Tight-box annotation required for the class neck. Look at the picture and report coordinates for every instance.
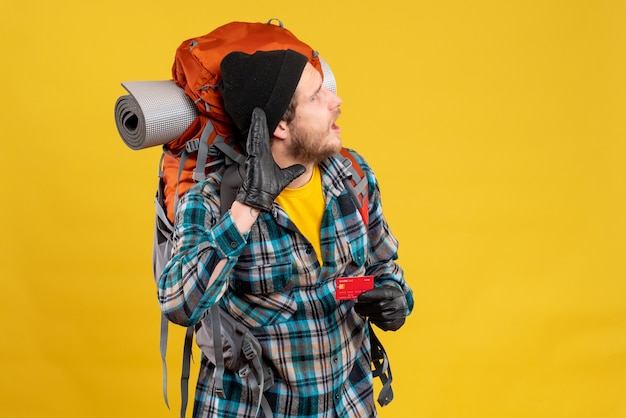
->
[288,163,315,188]
[271,147,314,188]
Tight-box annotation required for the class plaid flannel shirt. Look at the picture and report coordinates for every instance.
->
[159,150,414,418]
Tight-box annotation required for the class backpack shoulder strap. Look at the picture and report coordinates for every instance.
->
[339,148,369,226]
[369,322,394,406]
[337,149,399,407]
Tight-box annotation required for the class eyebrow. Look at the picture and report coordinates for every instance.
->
[297,83,321,105]
[310,82,322,99]
[297,70,323,103]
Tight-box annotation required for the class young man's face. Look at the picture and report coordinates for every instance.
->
[285,63,343,164]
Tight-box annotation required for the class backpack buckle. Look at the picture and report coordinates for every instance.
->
[238,364,251,378]
[185,138,200,153]
[242,339,257,360]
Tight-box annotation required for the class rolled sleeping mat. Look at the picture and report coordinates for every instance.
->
[114,56,336,150]
[319,56,337,94]
[114,80,199,150]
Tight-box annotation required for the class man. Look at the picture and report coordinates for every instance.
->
[159,48,414,417]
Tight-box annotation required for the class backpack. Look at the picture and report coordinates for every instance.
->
[161,18,323,224]
[114,19,392,418]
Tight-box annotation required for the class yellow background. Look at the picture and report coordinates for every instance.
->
[1,0,625,417]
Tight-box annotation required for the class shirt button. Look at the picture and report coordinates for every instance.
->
[230,241,237,248]
[333,357,338,364]
[335,393,340,400]
[306,246,312,254]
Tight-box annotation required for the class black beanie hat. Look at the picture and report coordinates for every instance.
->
[219,49,309,138]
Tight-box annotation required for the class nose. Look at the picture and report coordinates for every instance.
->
[333,92,343,108]
[325,87,342,108]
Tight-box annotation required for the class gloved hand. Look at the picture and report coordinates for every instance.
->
[236,108,306,212]
[354,285,407,331]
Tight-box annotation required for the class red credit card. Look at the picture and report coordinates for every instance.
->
[335,276,374,300]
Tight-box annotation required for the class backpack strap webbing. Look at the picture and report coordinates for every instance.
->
[369,322,394,407]
[154,159,174,411]
[192,122,213,181]
[339,148,369,226]
[205,304,275,418]
[179,326,195,418]
[210,305,226,398]
[213,135,246,166]
[159,313,170,409]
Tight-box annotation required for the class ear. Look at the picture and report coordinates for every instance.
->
[273,119,289,140]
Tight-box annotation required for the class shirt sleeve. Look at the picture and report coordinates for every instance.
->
[157,177,248,327]
[353,151,415,316]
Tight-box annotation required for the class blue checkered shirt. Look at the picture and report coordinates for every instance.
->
[159,149,414,417]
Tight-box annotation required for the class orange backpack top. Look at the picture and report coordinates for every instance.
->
[161,19,323,222]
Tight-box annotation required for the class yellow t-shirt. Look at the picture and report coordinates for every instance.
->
[275,165,325,264]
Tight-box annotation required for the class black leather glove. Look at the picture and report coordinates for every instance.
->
[236,108,305,211]
[354,285,407,331]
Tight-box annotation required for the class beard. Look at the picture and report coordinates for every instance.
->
[286,116,342,165]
